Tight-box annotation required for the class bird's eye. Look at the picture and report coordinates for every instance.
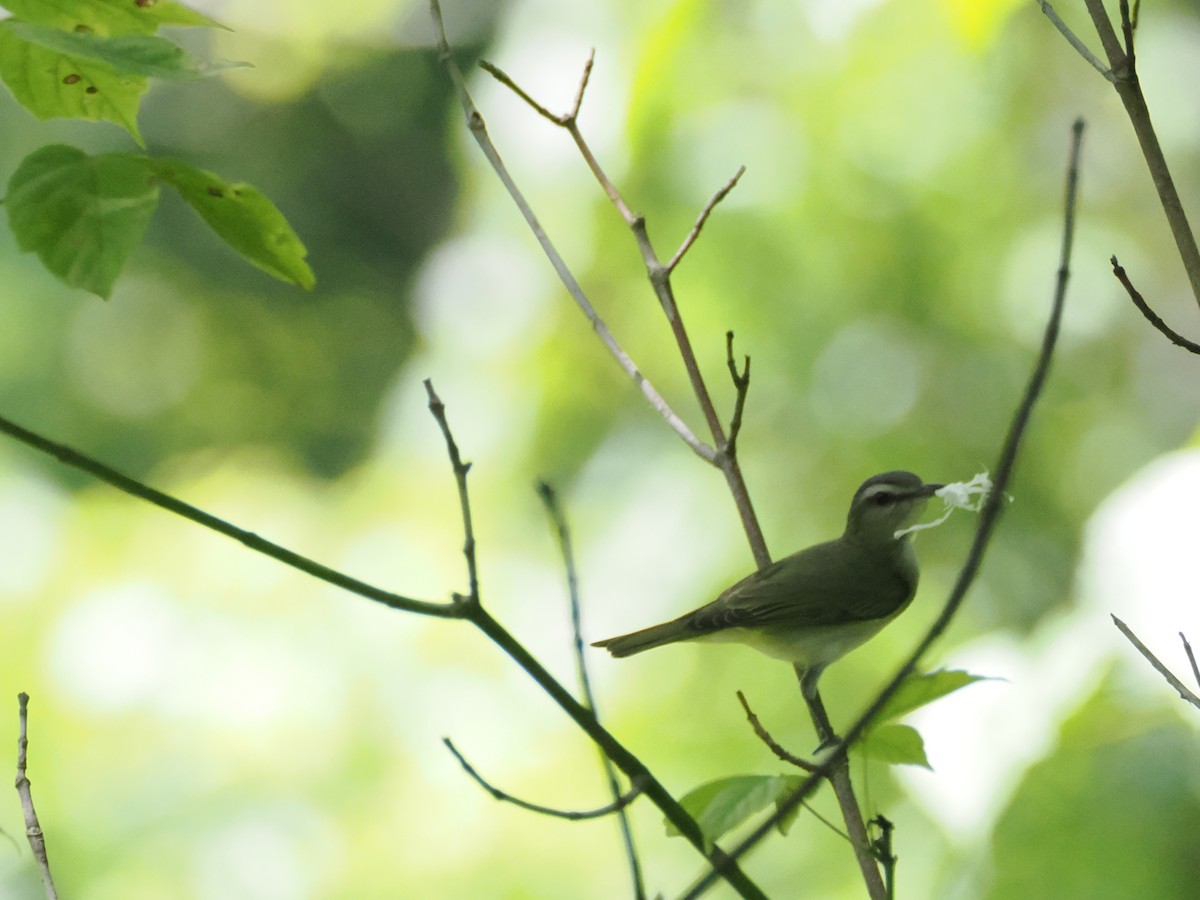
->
[871,492,893,506]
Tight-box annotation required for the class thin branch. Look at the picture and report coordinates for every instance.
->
[429,8,715,464]
[1038,1,1114,80]
[475,46,769,566]
[735,691,816,772]
[1112,616,1200,711]
[443,738,642,820]
[1109,257,1200,353]
[0,413,458,618]
[666,166,747,273]
[1050,0,1200,309]
[15,694,58,900]
[464,605,766,899]
[537,480,644,898]
[798,664,885,899]
[425,379,480,606]
[416,368,765,897]
[684,117,1085,900]
[1183,633,1200,691]
[723,332,751,459]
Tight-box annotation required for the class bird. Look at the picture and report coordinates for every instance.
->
[593,471,942,741]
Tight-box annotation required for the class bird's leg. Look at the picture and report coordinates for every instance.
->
[796,663,840,752]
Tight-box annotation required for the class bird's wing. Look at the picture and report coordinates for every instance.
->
[688,541,914,633]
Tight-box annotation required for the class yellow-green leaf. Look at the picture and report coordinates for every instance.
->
[5,144,160,298]
[149,158,315,290]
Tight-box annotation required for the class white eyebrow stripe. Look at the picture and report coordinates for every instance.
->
[859,484,897,500]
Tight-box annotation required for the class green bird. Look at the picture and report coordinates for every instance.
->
[593,471,942,729]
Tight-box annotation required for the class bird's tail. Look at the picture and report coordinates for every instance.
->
[592,617,691,658]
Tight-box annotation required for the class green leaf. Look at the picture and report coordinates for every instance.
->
[6,22,247,80]
[5,144,160,299]
[149,158,315,289]
[875,668,991,723]
[0,21,147,141]
[0,0,224,36]
[667,775,803,845]
[857,723,931,768]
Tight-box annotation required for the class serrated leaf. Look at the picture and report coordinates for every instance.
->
[875,669,991,723]
[6,144,160,298]
[667,775,803,845]
[857,723,931,768]
[7,22,247,80]
[149,158,315,289]
[0,22,147,141]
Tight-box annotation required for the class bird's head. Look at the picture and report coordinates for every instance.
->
[845,471,943,544]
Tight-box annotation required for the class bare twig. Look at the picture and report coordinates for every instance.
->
[1047,0,1200,308]
[425,379,480,606]
[418,372,765,898]
[0,413,458,618]
[666,166,747,273]
[537,480,644,898]
[429,6,715,464]
[1183,633,1200,691]
[1112,616,1200,711]
[476,48,768,566]
[443,738,643,820]
[15,694,58,900]
[723,332,751,459]
[735,691,816,772]
[1109,257,1200,353]
[1038,1,1113,80]
[684,117,1085,900]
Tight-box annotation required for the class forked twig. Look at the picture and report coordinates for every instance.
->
[723,332,751,459]
[1038,1,1113,80]
[684,117,1086,900]
[428,6,714,464]
[475,47,769,565]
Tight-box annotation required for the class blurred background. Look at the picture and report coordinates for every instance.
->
[1,0,1199,897]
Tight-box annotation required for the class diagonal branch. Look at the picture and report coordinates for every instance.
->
[429,4,715,465]
[419,372,766,899]
[0,412,458,618]
[683,116,1085,900]
[1045,0,1200,309]
[443,738,643,820]
[1111,616,1200,711]
[1109,257,1200,353]
[475,51,768,566]
[666,167,747,273]
[1183,633,1200,691]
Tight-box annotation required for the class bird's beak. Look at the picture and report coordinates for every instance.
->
[918,482,944,497]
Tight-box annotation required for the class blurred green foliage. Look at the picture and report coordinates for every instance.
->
[1,0,1199,898]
